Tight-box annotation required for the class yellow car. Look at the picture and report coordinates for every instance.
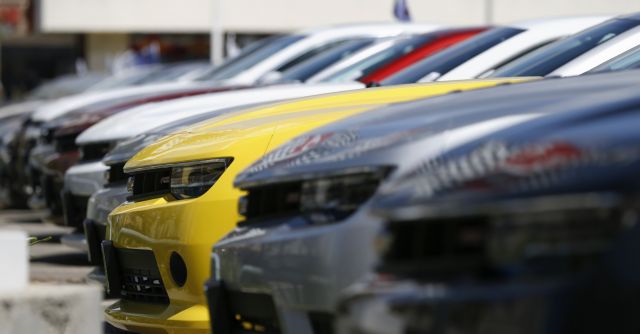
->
[104,79,531,333]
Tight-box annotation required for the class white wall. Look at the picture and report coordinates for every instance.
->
[40,0,214,33]
[40,0,640,33]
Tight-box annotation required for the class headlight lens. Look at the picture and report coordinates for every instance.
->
[170,159,231,200]
[126,158,232,201]
[300,169,389,223]
[240,168,390,225]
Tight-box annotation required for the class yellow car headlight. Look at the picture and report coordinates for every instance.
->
[170,159,232,200]
[126,158,233,201]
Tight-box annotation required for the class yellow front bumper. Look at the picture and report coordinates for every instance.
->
[105,300,210,334]
[105,178,241,333]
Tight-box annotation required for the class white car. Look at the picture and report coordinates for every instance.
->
[438,16,611,81]
[194,23,441,86]
[490,13,640,78]
[32,24,440,124]
[306,37,408,83]
[550,14,640,76]
[30,81,205,123]
[60,82,363,248]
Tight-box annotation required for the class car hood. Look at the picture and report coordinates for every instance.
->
[124,78,527,172]
[373,89,640,219]
[30,81,206,122]
[235,70,640,189]
[102,99,300,165]
[77,83,363,145]
[0,100,46,119]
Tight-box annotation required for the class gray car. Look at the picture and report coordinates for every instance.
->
[337,87,640,334]
[206,70,640,334]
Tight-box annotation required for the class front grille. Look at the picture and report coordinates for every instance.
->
[117,248,169,304]
[80,142,113,162]
[129,168,171,200]
[380,206,624,281]
[62,192,90,229]
[242,182,303,223]
[107,162,128,185]
[54,133,79,153]
[41,127,55,144]
[309,312,335,334]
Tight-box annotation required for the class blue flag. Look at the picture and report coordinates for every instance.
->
[394,0,412,22]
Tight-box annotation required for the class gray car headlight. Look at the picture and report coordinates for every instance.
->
[302,172,382,208]
[239,167,391,225]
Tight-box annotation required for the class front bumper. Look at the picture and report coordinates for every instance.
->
[104,182,241,333]
[85,184,129,274]
[336,279,565,334]
[336,268,640,334]
[65,161,108,196]
[103,240,210,334]
[211,208,384,334]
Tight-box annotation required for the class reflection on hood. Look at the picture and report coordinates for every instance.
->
[235,71,640,187]
[100,102,270,165]
[373,94,640,213]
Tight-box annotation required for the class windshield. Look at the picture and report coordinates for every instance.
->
[491,18,640,77]
[196,35,305,81]
[321,34,439,83]
[381,27,524,85]
[589,44,640,73]
[275,38,376,83]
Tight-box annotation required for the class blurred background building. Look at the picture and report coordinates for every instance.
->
[1,0,640,100]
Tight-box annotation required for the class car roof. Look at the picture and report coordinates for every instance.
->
[298,22,442,35]
[438,16,612,81]
[550,24,640,76]
[226,24,442,84]
[511,15,613,30]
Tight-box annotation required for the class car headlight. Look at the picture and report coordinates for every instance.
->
[170,160,231,200]
[127,158,233,201]
[300,170,388,223]
[240,167,390,225]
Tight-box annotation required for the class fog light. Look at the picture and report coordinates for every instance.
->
[170,252,187,287]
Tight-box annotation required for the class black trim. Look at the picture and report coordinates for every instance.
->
[61,189,89,230]
[84,219,104,266]
[102,240,122,297]
[205,279,232,334]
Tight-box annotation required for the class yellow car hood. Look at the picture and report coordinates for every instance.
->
[125,78,534,172]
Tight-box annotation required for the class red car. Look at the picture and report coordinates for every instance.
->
[361,28,487,84]
[311,27,487,85]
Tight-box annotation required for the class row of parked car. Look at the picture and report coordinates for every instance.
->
[2,13,640,334]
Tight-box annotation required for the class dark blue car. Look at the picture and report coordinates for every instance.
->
[207,70,640,334]
[337,79,640,334]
